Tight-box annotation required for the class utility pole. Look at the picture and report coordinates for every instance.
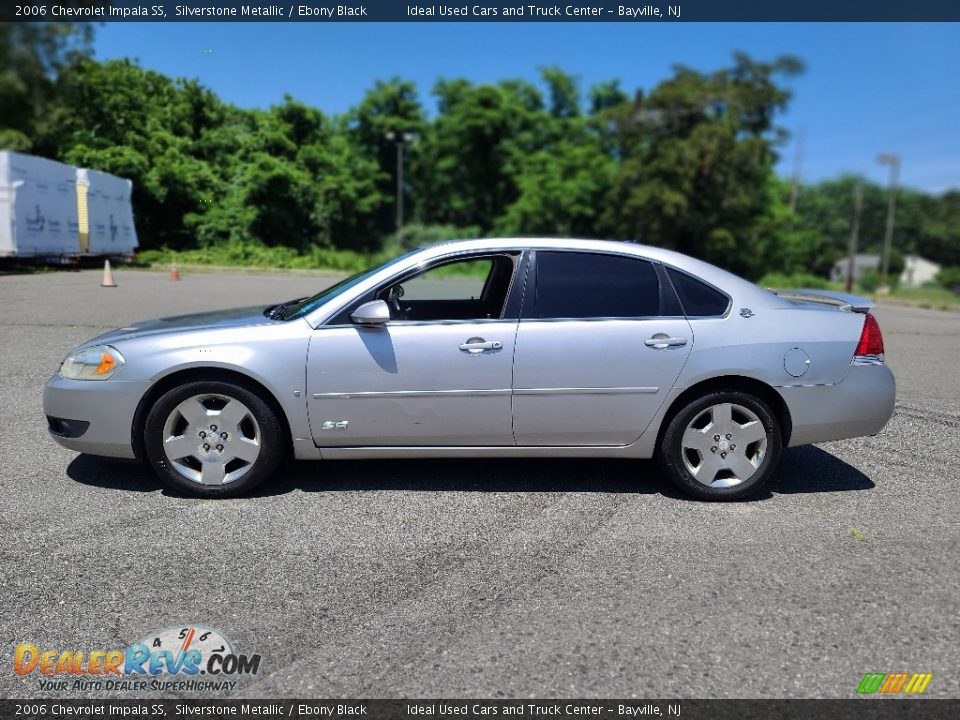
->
[395,140,404,230]
[385,131,415,231]
[846,183,863,293]
[877,153,901,290]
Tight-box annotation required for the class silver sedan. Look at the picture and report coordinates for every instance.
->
[44,238,895,500]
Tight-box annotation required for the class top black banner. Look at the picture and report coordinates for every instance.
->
[4,0,960,22]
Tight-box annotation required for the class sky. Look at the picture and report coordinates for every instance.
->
[93,22,960,193]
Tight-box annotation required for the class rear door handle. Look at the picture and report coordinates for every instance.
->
[459,338,503,354]
[645,335,687,349]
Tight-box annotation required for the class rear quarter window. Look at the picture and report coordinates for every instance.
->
[666,268,730,317]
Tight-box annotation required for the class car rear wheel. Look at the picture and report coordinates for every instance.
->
[657,390,782,500]
[143,381,285,498]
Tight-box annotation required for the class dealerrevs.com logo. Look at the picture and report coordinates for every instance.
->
[14,625,261,693]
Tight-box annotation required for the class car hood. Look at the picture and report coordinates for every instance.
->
[85,306,276,346]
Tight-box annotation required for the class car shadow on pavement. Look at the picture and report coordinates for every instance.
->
[766,445,875,497]
[265,457,667,496]
[66,444,873,499]
[264,444,874,500]
[67,454,165,492]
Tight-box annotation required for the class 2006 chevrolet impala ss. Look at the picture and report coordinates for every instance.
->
[44,239,895,500]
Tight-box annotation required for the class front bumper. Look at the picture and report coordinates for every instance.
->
[778,363,896,447]
[42,374,150,459]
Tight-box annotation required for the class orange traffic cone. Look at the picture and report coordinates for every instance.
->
[101,259,117,288]
[169,263,181,281]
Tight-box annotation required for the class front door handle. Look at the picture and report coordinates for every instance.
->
[645,335,687,349]
[459,338,503,354]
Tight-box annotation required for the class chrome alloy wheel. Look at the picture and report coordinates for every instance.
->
[161,393,261,485]
[680,402,768,488]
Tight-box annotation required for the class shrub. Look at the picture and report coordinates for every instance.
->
[936,266,960,293]
[857,271,899,293]
[137,241,397,273]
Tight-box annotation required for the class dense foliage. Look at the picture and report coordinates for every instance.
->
[2,24,958,283]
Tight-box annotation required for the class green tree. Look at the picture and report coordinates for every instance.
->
[496,139,613,237]
[920,191,960,266]
[414,78,547,232]
[588,80,629,115]
[50,58,222,250]
[346,78,426,236]
[44,60,387,253]
[0,22,95,152]
[601,53,804,278]
[539,66,580,118]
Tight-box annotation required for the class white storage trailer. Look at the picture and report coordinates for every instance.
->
[78,167,139,256]
[0,151,139,261]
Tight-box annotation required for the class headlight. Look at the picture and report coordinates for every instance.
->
[59,345,125,381]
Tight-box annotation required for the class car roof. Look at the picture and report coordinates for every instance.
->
[423,237,778,304]
[428,237,720,271]
[431,236,670,257]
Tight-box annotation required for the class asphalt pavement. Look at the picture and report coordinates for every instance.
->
[0,267,958,699]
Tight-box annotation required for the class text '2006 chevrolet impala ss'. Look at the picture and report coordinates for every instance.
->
[44,238,895,500]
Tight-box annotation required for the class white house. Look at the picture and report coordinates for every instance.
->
[900,254,941,287]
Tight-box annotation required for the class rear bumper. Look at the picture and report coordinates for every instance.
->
[779,364,896,447]
[42,374,149,459]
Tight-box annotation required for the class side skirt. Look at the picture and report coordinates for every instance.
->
[291,438,652,460]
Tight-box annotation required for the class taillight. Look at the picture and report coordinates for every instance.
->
[853,313,885,364]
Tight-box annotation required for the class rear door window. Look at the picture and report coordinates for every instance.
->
[532,251,661,319]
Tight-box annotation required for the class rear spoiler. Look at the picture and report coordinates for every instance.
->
[769,288,875,313]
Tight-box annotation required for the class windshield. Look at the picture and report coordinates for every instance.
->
[280,249,420,320]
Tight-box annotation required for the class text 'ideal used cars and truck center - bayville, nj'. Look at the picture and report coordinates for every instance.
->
[404,5,676,17]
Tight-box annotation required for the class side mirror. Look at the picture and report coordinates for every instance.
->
[350,299,391,326]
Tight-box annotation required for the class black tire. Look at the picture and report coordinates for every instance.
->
[656,390,782,501]
[143,380,286,498]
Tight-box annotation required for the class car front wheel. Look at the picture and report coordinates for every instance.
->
[144,381,285,498]
[657,390,782,500]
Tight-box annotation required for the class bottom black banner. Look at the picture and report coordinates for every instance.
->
[2,700,959,720]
